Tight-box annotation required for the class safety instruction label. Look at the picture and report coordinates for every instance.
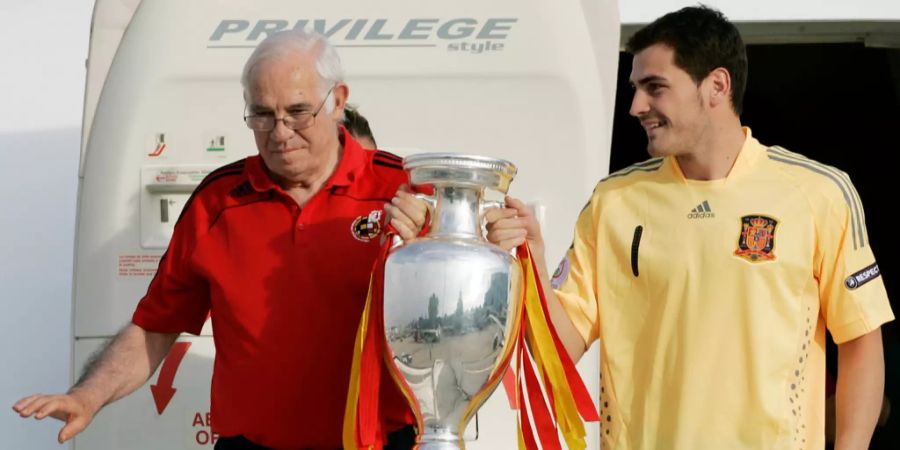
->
[117,254,162,277]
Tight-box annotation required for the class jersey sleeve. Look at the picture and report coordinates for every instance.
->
[553,188,601,347]
[132,190,213,335]
[816,176,894,343]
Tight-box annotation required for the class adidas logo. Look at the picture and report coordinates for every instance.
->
[687,200,715,219]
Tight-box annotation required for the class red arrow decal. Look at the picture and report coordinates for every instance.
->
[148,143,166,157]
[150,341,191,415]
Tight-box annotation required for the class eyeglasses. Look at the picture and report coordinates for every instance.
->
[243,84,336,132]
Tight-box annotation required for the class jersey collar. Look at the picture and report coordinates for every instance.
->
[669,127,765,186]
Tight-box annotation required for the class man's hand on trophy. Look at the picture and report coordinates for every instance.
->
[485,196,545,254]
[384,186,430,241]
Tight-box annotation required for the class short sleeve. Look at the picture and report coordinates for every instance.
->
[553,189,601,347]
[816,176,893,343]
[132,191,212,335]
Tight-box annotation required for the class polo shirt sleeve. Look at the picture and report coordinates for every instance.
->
[132,194,212,335]
[816,176,894,344]
[553,190,601,348]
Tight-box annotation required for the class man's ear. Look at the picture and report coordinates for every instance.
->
[331,83,349,119]
[706,67,732,109]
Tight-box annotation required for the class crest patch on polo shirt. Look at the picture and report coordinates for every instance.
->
[550,256,570,289]
[351,210,383,242]
[734,215,778,262]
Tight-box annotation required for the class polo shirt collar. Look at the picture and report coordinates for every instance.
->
[245,125,367,193]
[668,126,764,185]
[325,125,367,189]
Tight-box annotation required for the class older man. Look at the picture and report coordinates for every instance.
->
[13,30,425,450]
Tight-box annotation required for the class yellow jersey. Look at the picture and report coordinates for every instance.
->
[553,128,894,449]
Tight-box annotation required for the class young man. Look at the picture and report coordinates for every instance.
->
[484,6,893,449]
[13,30,426,449]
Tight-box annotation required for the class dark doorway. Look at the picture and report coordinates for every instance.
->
[610,43,900,448]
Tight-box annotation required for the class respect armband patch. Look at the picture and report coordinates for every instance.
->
[845,262,881,290]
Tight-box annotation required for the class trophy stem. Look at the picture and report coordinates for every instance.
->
[418,442,463,450]
[418,429,464,449]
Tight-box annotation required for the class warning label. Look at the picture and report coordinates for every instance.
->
[117,254,162,277]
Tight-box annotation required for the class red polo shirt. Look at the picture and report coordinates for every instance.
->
[133,128,413,449]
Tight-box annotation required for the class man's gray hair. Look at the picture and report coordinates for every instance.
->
[241,29,344,114]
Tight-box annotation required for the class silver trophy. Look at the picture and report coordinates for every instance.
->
[383,153,522,449]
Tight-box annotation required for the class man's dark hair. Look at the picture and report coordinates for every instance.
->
[343,106,376,148]
[626,5,748,114]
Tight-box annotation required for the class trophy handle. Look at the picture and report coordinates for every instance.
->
[389,193,437,248]
[414,191,438,233]
[478,199,520,258]
[414,192,438,212]
[479,199,506,215]
[478,199,506,232]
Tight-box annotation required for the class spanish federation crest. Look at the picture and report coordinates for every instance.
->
[734,215,778,262]
[351,210,383,242]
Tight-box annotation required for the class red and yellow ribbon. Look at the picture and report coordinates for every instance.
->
[514,244,600,449]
